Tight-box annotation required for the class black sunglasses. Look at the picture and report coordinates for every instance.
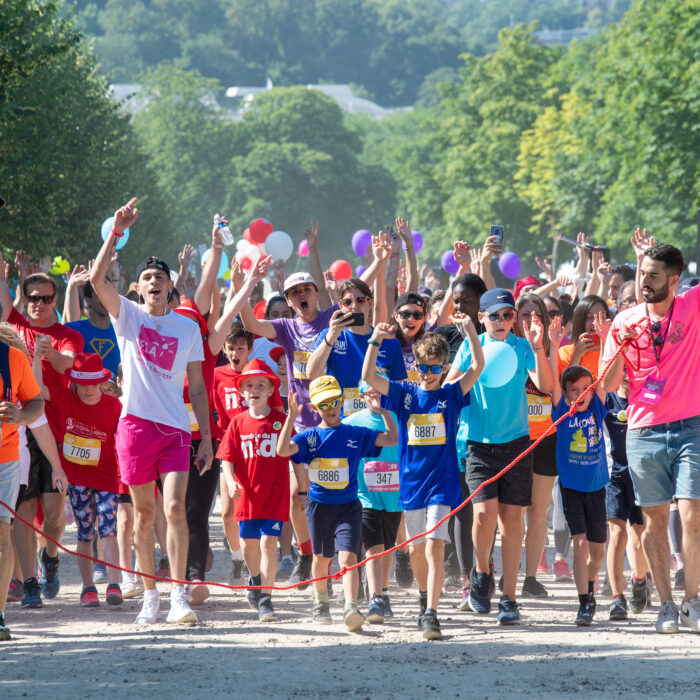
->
[340,295,368,306]
[26,294,56,305]
[397,310,425,321]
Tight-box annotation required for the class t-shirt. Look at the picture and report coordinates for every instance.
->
[553,393,609,492]
[433,324,466,364]
[251,337,282,378]
[9,307,84,389]
[216,409,289,521]
[65,319,120,377]
[314,328,406,416]
[385,380,468,510]
[343,408,402,513]
[183,334,220,441]
[46,387,121,492]
[110,298,204,432]
[604,391,629,472]
[558,344,600,382]
[603,288,700,429]
[454,333,535,444]
[526,376,553,441]
[0,344,42,463]
[291,422,381,505]
[270,305,337,430]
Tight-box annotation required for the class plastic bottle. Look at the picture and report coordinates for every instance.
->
[214,214,234,245]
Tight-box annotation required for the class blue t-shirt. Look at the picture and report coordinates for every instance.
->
[343,408,402,513]
[454,333,535,444]
[604,392,628,473]
[385,380,468,510]
[66,319,121,377]
[291,423,381,505]
[314,328,406,416]
[553,393,609,492]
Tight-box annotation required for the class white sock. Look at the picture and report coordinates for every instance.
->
[231,549,244,562]
[144,588,159,599]
[171,585,184,596]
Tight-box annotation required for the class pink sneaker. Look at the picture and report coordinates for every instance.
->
[537,551,548,575]
[552,557,573,582]
[7,578,23,603]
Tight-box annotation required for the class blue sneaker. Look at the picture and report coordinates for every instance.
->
[382,594,394,619]
[468,567,493,614]
[38,547,60,599]
[366,594,385,624]
[497,595,521,625]
[21,577,43,608]
[92,562,108,585]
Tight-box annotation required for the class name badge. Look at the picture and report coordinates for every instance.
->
[186,402,199,432]
[640,375,667,405]
[407,414,446,446]
[308,458,350,490]
[364,461,399,492]
[343,388,367,415]
[63,433,101,466]
[527,394,552,422]
[293,350,311,380]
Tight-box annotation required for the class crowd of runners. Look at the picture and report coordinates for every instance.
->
[0,198,698,641]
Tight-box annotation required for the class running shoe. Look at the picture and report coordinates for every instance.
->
[122,577,144,599]
[167,589,197,624]
[80,586,100,608]
[313,601,332,625]
[421,610,442,641]
[552,557,573,582]
[247,576,261,609]
[394,550,414,589]
[680,597,700,633]
[417,592,428,627]
[382,594,394,619]
[367,594,385,624]
[135,592,160,625]
[609,596,628,620]
[189,580,210,606]
[537,551,548,575]
[598,574,612,597]
[458,584,471,611]
[288,554,312,590]
[468,568,493,615]
[106,583,123,606]
[674,567,685,590]
[276,556,294,582]
[258,594,277,623]
[656,600,679,634]
[155,554,170,578]
[575,595,596,626]
[497,596,521,625]
[7,578,23,603]
[38,547,60,599]
[344,606,364,632]
[522,576,548,598]
[444,573,462,592]
[229,559,246,586]
[629,577,649,614]
[0,612,10,641]
[92,563,108,585]
[21,577,43,608]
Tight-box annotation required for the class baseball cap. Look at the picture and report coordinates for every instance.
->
[394,291,426,311]
[136,256,171,282]
[480,288,515,313]
[234,359,281,392]
[283,272,318,295]
[269,346,285,364]
[677,277,700,296]
[309,375,342,406]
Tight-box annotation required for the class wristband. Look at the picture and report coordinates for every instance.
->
[390,254,399,259]
[110,228,124,239]
[367,340,380,348]
[324,336,333,347]
[212,243,224,250]
[297,491,308,496]
[532,346,543,351]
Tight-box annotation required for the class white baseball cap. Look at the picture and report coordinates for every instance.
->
[283,272,318,295]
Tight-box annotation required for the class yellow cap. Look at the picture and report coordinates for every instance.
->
[309,375,342,406]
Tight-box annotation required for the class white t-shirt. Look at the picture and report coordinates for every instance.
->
[111,298,204,431]
[20,414,49,486]
[252,336,281,378]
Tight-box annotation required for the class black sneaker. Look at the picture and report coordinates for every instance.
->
[575,595,596,626]
[609,596,629,620]
[421,609,443,640]
[674,567,685,590]
[313,601,332,624]
[258,594,276,622]
[522,576,549,598]
[247,576,261,609]
[38,547,60,599]
[382,594,394,619]
[21,577,43,608]
[0,611,10,641]
[289,554,312,590]
[629,578,649,614]
[468,568,493,614]
[395,550,414,589]
[417,592,428,627]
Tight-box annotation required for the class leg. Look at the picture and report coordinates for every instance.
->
[161,470,190,588]
[525,474,555,578]
[260,536,278,594]
[76,539,95,588]
[571,534,590,595]
[117,501,134,573]
[408,541,428,592]
[94,492,120,583]
[38,491,66,558]
[607,519,628,597]
[312,554,332,597]
[153,489,168,559]
[498,503,524,601]
[129,483,157,590]
[289,469,311,545]
[454,472,474,584]
[241,537,262,579]
[337,550,359,603]
[220,475,240,553]
[587,540,606,585]
[12,499,38,581]
[628,523,648,580]
[280,520,293,558]
[677,498,700,602]
[365,544,385,597]
[0,522,14,611]
[425,538,445,611]
[472,498,499,574]
[640,503,672,603]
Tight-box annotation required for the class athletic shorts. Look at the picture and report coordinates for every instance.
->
[0,461,21,524]
[361,508,402,550]
[306,498,362,558]
[67,485,118,542]
[531,433,557,478]
[21,429,57,502]
[404,504,452,544]
[117,493,133,505]
[606,467,643,526]
[116,414,191,486]
[466,435,533,506]
[239,519,284,539]
[559,485,607,543]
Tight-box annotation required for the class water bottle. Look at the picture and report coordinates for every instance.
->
[214,214,234,245]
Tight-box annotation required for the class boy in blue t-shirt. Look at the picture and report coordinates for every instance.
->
[277,375,397,632]
[362,317,484,640]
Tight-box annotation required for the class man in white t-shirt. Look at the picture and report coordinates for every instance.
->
[90,198,213,626]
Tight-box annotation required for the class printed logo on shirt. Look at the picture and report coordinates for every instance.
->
[333,339,347,354]
[346,439,358,449]
[64,417,108,442]
[306,433,317,449]
[667,320,685,346]
[241,432,278,459]
[224,387,242,411]
[89,338,115,360]
[273,421,282,430]
[437,400,447,410]
[569,428,588,453]
[138,326,178,371]
[403,393,412,411]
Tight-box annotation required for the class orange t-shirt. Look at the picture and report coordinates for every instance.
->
[0,345,42,463]
[557,344,600,382]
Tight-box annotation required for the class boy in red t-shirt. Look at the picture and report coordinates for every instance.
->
[217,360,300,622]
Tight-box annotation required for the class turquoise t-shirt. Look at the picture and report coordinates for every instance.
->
[454,333,535,444]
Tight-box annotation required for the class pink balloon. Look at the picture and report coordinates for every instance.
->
[298,239,310,257]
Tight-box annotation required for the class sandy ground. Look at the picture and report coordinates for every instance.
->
[2,518,699,700]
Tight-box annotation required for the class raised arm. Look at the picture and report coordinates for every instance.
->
[631,228,654,305]
[549,315,564,408]
[523,313,554,394]
[307,310,353,380]
[593,311,612,402]
[305,221,332,310]
[384,231,401,311]
[361,231,392,287]
[479,236,501,291]
[361,322,395,396]
[231,256,277,340]
[396,218,418,293]
[276,392,301,458]
[31,345,50,400]
[373,252,388,325]
[435,241,471,326]
[449,315,484,395]
[194,216,225,315]
[63,264,90,323]
[367,394,398,447]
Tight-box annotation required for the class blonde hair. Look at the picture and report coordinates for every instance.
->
[0,323,30,358]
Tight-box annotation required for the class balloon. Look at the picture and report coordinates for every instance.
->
[249,218,274,244]
[355,264,366,276]
[238,255,253,271]
[498,251,521,279]
[49,256,70,275]
[441,250,459,275]
[243,227,253,243]
[201,248,229,278]
[253,300,267,319]
[265,230,293,262]
[236,239,248,252]
[480,341,518,388]
[402,231,423,254]
[298,239,310,257]
[101,216,129,250]
[222,268,231,280]
[351,229,372,257]
[329,259,352,281]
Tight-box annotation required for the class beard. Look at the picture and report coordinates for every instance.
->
[642,280,670,303]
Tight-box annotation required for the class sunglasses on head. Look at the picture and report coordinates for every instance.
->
[416,363,444,375]
[486,310,515,322]
[26,294,55,305]
[340,295,368,307]
[397,310,425,321]
[316,397,342,410]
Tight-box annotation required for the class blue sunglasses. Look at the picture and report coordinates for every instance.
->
[416,364,444,375]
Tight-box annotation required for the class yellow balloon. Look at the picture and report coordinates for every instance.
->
[222,268,231,280]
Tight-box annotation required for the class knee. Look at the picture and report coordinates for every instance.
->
[134,507,155,530]
[164,499,186,523]
[337,551,357,567]
[474,509,494,529]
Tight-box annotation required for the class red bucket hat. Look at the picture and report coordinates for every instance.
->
[233,359,281,392]
[68,353,111,385]
[174,299,208,337]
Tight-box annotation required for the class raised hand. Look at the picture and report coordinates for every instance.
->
[395,217,411,242]
[535,256,554,281]
[14,250,28,275]
[548,314,564,349]
[470,247,481,275]
[67,264,90,287]
[40,256,51,274]
[212,214,227,245]
[630,228,655,260]
[248,255,272,282]
[178,244,195,270]
[113,197,139,234]
[304,221,320,251]
[288,391,301,419]
[453,241,471,268]
[481,235,502,263]
[449,312,474,333]
[593,310,611,341]
[523,313,545,349]
[230,258,245,292]
[371,230,392,263]
[371,321,397,342]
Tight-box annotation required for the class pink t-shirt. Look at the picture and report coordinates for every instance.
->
[603,286,700,429]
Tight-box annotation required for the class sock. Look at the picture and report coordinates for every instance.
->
[171,585,184,596]
[344,599,358,610]
[314,587,329,605]
[588,580,595,594]
[144,588,159,599]
[298,539,313,556]
[578,593,589,606]
[231,549,244,562]
[632,575,646,585]
[250,573,261,586]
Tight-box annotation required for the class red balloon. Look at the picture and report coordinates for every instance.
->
[249,218,274,244]
[253,300,267,319]
[329,259,352,281]
[239,255,253,271]
[243,227,252,242]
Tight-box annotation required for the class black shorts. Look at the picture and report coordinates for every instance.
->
[306,498,362,559]
[606,467,643,526]
[361,508,402,550]
[531,433,557,478]
[21,429,58,502]
[560,485,607,543]
[117,493,133,505]
[466,435,533,506]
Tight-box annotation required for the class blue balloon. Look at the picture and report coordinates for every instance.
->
[101,216,129,250]
[480,341,518,388]
[201,248,230,279]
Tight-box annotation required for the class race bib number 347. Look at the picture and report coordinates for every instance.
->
[308,458,350,490]
[407,414,446,446]
[364,461,399,492]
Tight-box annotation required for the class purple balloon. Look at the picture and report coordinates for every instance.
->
[355,264,366,276]
[498,251,521,279]
[352,229,372,257]
[402,230,424,254]
[441,250,460,275]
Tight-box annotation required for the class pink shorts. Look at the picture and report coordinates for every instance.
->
[116,415,191,486]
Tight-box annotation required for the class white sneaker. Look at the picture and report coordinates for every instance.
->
[656,599,679,634]
[680,596,700,632]
[167,589,197,624]
[135,591,160,625]
[122,578,144,599]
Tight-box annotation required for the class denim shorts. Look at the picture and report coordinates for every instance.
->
[626,415,700,506]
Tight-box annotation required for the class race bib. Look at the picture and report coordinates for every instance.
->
[407,414,446,446]
[293,350,311,380]
[63,433,101,466]
[343,387,367,415]
[186,402,199,433]
[406,369,421,384]
[527,394,552,423]
[364,461,399,492]
[308,458,349,490]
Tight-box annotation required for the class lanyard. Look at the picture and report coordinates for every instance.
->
[645,300,674,370]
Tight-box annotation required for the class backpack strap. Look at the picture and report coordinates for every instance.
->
[0,341,12,403]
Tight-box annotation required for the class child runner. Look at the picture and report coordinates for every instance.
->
[277,376,397,632]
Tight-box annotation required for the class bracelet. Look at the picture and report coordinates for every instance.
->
[323,336,333,347]
[532,346,543,351]
[390,254,399,259]
[212,243,224,250]
[367,339,380,348]
[110,228,124,239]
[297,491,308,496]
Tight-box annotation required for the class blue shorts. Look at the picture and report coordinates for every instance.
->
[239,519,284,539]
[68,485,118,542]
[626,415,700,506]
[606,467,644,526]
[306,498,362,559]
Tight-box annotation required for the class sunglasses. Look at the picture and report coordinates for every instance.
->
[650,322,665,347]
[519,311,542,322]
[316,397,342,410]
[416,364,444,375]
[26,294,56,305]
[397,310,425,321]
[340,295,368,307]
[486,310,515,323]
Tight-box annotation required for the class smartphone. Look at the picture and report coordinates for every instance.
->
[343,312,364,326]
[0,195,5,209]
[490,225,504,258]
[582,332,601,347]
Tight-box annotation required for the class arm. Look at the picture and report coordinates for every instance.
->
[34,332,76,377]
[523,314,554,394]
[396,218,418,293]
[361,323,395,395]
[31,347,50,400]
[361,231,392,288]
[0,251,15,322]
[231,257,277,340]
[534,273,574,299]
[373,255,388,325]
[368,397,398,447]
[631,228,654,304]
[593,311,612,402]
[584,250,603,297]
[194,219,224,315]
[177,244,194,284]
[63,264,89,323]
[186,361,214,472]
[535,256,554,283]
[306,311,353,380]
[479,236,501,291]
[207,283,221,334]
[220,460,239,499]
[449,316,484,395]
[384,232,401,312]
[0,393,44,427]
[276,392,301,458]
[435,241,471,327]
[12,250,29,313]
[549,315,564,408]
[304,222,332,310]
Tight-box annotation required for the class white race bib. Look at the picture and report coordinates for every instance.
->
[407,413,446,446]
[308,458,350,490]
[343,387,367,415]
[293,350,311,380]
[63,433,101,466]
[364,460,399,492]
[186,402,199,433]
[527,394,552,423]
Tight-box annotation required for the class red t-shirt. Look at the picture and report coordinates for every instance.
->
[46,387,121,492]
[9,308,84,389]
[216,409,290,522]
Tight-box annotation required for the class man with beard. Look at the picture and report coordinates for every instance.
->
[602,243,700,634]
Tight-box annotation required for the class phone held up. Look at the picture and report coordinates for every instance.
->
[343,312,364,327]
[490,225,504,258]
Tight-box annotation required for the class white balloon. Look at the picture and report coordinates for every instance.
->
[265,230,293,261]
[236,239,248,252]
